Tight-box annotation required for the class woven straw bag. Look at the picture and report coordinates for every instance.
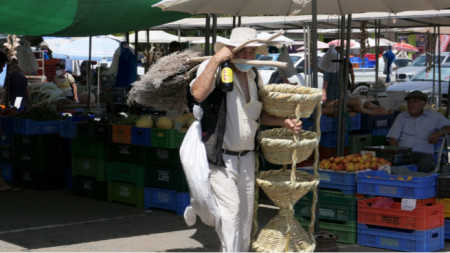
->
[260,84,322,118]
[259,128,319,165]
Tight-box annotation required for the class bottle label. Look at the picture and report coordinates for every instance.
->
[221,67,233,84]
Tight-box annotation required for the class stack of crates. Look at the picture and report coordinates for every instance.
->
[0,117,14,184]
[356,169,444,252]
[144,128,190,215]
[319,115,349,148]
[295,189,359,244]
[13,134,65,189]
[360,114,395,146]
[71,123,109,200]
[437,175,450,241]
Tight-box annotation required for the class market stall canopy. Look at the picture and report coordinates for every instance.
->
[52,36,120,60]
[153,0,450,16]
[0,0,189,36]
[297,40,329,51]
[115,30,189,43]
[393,42,419,52]
[190,36,229,44]
[328,39,361,49]
[365,38,395,48]
[257,32,294,45]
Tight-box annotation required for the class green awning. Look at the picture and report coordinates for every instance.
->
[0,0,188,36]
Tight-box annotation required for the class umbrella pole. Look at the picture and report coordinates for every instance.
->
[375,20,379,85]
[212,14,217,52]
[433,26,436,105]
[438,26,442,107]
[311,0,318,89]
[87,36,92,108]
[145,29,150,73]
[205,14,211,56]
[336,15,345,156]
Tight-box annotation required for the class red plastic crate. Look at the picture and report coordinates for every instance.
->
[358,197,444,230]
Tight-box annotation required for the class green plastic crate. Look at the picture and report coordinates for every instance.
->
[145,167,188,192]
[107,144,150,165]
[72,176,108,200]
[106,162,146,187]
[72,156,106,181]
[349,134,372,154]
[151,129,185,149]
[0,146,12,163]
[108,181,144,208]
[71,137,106,159]
[149,148,181,168]
[298,217,357,244]
[295,189,357,223]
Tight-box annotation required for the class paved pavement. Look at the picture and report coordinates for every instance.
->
[0,189,449,252]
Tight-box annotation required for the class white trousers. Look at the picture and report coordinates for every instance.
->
[210,152,255,252]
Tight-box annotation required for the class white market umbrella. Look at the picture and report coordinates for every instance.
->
[191,35,228,44]
[328,39,361,49]
[121,30,188,44]
[297,40,329,51]
[153,0,450,15]
[365,37,394,48]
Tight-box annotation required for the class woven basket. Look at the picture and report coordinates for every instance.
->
[253,170,319,252]
[260,84,322,118]
[259,128,319,165]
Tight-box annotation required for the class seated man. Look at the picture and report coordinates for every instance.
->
[387,90,450,172]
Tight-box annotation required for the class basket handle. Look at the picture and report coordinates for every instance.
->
[290,104,302,184]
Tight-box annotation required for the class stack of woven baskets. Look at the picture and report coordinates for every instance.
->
[252,84,322,252]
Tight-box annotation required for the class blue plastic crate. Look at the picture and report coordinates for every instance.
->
[445,219,450,239]
[362,114,394,130]
[372,128,389,136]
[320,131,349,148]
[320,115,338,133]
[131,127,152,147]
[349,113,361,131]
[357,224,444,252]
[0,117,15,134]
[0,162,13,183]
[60,120,77,139]
[144,187,177,212]
[357,170,437,199]
[14,119,61,135]
[350,57,362,64]
[176,192,190,215]
[0,132,12,146]
[298,167,357,194]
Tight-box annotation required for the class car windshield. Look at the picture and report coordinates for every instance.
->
[395,59,411,68]
[255,54,301,71]
[412,55,445,67]
[412,67,450,82]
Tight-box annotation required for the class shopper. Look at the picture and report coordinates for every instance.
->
[54,63,79,103]
[383,45,396,83]
[1,51,29,109]
[387,90,450,172]
[190,27,301,252]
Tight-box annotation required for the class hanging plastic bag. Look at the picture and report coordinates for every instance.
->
[179,105,217,227]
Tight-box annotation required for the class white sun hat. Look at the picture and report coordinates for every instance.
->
[214,27,267,54]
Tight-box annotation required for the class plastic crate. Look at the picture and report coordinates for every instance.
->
[0,131,12,146]
[0,146,12,163]
[357,224,444,252]
[362,114,394,130]
[0,162,13,183]
[59,120,77,139]
[437,175,450,198]
[106,162,146,187]
[112,125,132,144]
[71,137,106,159]
[150,148,181,168]
[108,181,144,208]
[349,134,372,154]
[0,116,15,134]
[297,217,357,244]
[295,189,357,223]
[76,123,111,142]
[72,176,107,200]
[299,167,356,194]
[358,197,444,230]
[107,144,149,165]
[372,128,389,137]
[131,127,151,147]
[176,192,190,215]
[14,119,61,135]
[320,131,349,148]
[16,166,64,190]
[146,167,188,192]
[151,129,171,148]
[320,115,338,133]
[437,199,450,218]
[349,113,361,131]
[72,156,106,181]
[144,188,190,215]
[357,170,437,199]
[445,219,450,239]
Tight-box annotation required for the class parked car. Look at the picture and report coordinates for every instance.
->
[387,67,450,103]
[395,52,450,82]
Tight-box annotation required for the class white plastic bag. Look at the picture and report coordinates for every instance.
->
[179,105,217,227]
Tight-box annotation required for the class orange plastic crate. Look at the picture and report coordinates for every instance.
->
[112,125,132,144]
[357,197,444,230]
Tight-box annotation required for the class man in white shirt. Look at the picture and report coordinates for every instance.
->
[190,27,301,252]
[387,90,450,172]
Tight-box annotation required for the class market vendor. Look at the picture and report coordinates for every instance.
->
[387,90,450,172]
[54,63,79,103]
[189,27,301,252]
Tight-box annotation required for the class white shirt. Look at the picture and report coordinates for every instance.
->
[387,110,450,154]
[191,60,263,151]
